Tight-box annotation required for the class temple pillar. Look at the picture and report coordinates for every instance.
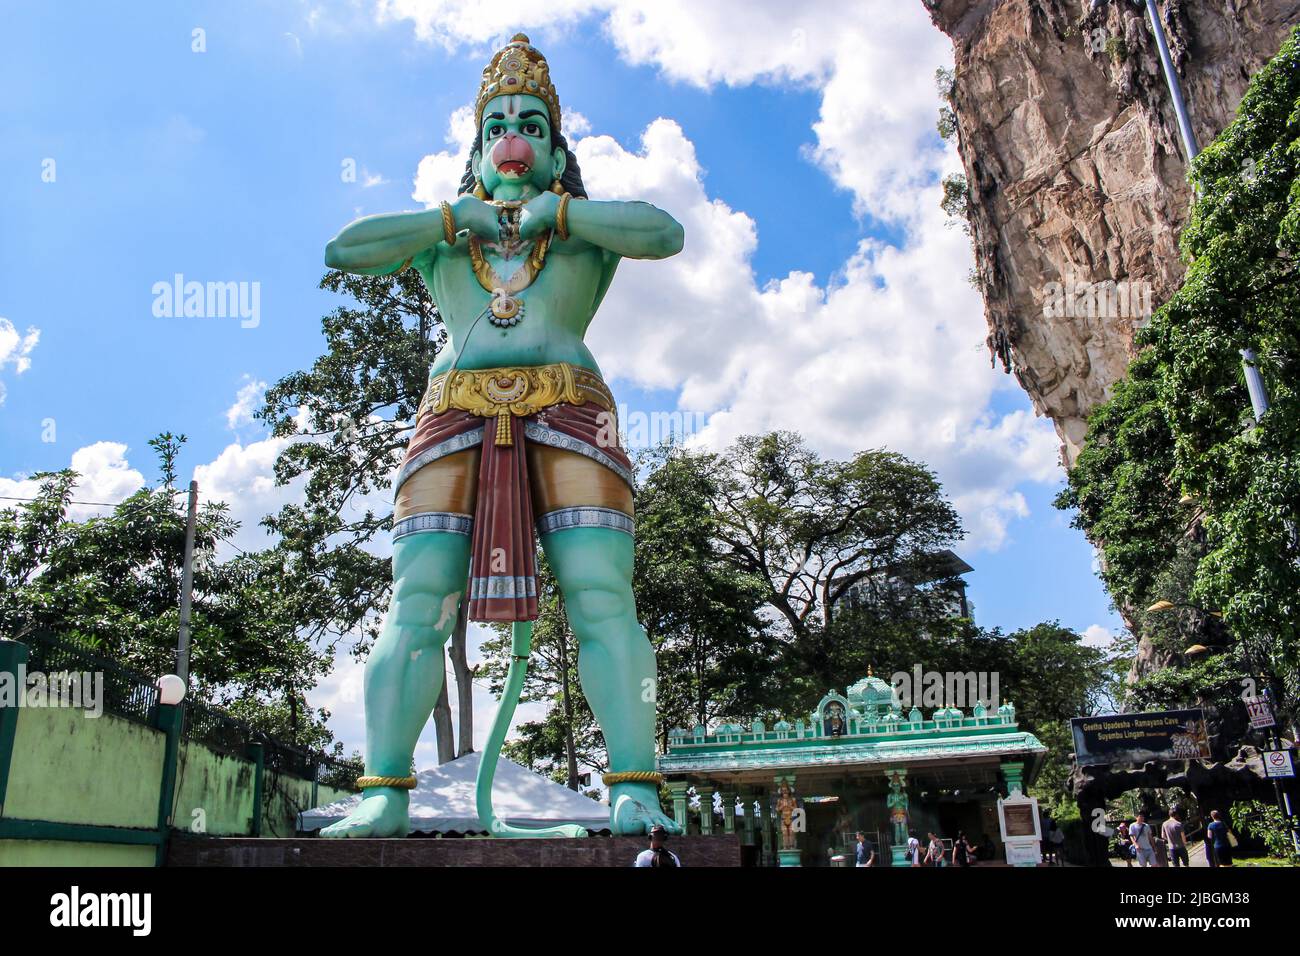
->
[1000,761,1025,796]
[666,779,691,833]
[720,787,737,834]
[740,786,757,845]
[696,783,715,835]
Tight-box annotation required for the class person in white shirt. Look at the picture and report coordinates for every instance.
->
[907,832,921,866]
[1129,812,1157,867]
[634,824,682,867]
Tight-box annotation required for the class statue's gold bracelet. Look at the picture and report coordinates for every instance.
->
[555,192,572,241]
[440,201,457,246]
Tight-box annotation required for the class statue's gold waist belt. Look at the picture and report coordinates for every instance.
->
[420,362,615,446]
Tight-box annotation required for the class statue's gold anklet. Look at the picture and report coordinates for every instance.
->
[355,775,418,790]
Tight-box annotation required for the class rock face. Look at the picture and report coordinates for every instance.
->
[925,0,1300,465]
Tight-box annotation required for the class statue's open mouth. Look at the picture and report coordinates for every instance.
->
[497,160,530,177]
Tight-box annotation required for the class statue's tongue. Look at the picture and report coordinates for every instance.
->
[493,134,534,175]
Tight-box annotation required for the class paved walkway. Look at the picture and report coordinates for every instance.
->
[1109,842,1210,867]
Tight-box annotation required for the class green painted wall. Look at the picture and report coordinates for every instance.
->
[2,704,355,864]
[0,840,154,867]
[5,706,163,828]
[172,745,352,837]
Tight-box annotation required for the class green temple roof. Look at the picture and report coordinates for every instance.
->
[659,675,1046,777]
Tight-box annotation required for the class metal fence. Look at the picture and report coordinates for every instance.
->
[22,630,159,725]
[18,631,360,789]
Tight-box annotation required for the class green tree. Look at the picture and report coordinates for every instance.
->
[0,434,337,747]
[707,431,965,703]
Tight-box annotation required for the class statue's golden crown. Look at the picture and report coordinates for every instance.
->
[475,33,562,132]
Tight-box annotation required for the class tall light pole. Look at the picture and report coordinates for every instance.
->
[1139,0,1272,422]
[175,480,199,686]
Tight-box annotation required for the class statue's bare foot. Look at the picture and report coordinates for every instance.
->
[319,788,410,838]
[609,782,682,835]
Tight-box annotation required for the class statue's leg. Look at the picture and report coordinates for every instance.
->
[321,450,476,838]
[530,445,679,835]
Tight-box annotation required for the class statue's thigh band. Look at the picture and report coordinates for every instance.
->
[393,511,473,541]
[536,505,634,537]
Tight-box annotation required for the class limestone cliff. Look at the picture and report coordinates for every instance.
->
[925,0,1299,465]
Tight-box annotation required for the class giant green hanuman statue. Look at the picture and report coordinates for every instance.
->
[320,34,684,838]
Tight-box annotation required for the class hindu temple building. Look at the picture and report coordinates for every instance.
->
[658,671,1047,866]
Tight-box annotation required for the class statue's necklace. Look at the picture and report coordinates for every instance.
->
[469,200,552,328]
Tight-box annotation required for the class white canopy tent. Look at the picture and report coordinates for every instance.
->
[299,751,611,835]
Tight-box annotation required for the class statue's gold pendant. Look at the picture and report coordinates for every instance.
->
[489,289,524,328]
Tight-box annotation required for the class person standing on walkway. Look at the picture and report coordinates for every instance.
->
[1206,810,1233,867]
[952,831,974,867]
[1162,808,1189,867]
[907,831,921,867]
[925,831,946,867]
[854,831,876,867]
[634,823,681,867]
[1116,820,1133,866]
[1129,812,1158,867]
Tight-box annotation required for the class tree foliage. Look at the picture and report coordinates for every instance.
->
[0,435,337,746]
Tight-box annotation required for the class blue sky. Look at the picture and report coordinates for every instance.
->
[0,2,1125,757]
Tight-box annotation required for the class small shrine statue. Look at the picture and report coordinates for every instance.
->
[825,701,845,737]
[886,771,909,847]
[775,781,799,850]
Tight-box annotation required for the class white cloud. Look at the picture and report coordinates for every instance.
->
[0,442,145,521]
[378,0,951,216]
[412,103,476,206]
[226,377,268,430]
[0,318,40,404]
[1083,624,1118,649]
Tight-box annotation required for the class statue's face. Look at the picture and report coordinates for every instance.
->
[474,93,565,197]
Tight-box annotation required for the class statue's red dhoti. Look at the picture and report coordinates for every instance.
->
[392,362,634,622]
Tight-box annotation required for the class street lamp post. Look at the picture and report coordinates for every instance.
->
[1136,0,1272,422]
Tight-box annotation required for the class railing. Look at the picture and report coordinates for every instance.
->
[22,630,159,725]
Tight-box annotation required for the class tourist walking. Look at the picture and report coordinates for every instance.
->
[1049,821,1067,864]
[1129,812,1158,867]
[925,831,947,867]
[1162,808,1189,867]
[907,831,921,867]
[1115,820,1133,866]
[952,831,974,867]
[854,831,876,867]
[1206,810,1233,867]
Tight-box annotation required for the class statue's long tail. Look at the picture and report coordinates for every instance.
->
[475,620,588,838]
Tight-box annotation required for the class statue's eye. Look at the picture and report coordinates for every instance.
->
[522,122,542,137]
[487,126,503,138]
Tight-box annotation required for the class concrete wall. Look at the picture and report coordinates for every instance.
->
[5,706,164,828]
[1,702,353,865]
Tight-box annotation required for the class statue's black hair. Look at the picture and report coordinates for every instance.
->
[457,126,588,199]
